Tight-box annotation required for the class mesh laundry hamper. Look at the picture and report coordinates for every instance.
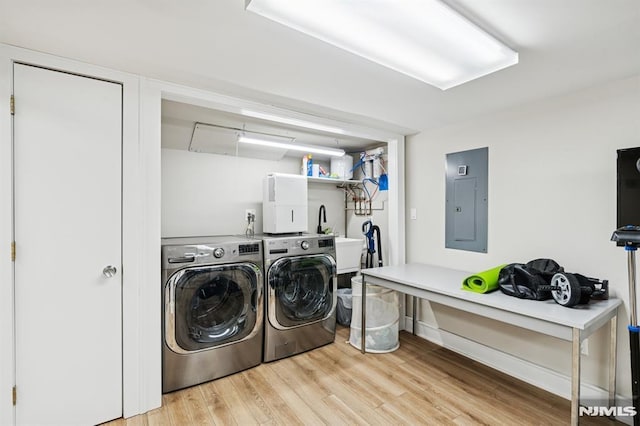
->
[349,276,400,353]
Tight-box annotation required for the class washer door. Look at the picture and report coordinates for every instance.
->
[165,263,262,353]
[267,254,336,329]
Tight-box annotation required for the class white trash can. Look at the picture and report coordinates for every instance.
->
[349,276,400,353]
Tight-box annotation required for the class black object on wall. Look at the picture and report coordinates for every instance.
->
[617,147,640,238]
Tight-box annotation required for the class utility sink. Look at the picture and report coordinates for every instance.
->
[334,237,364,275]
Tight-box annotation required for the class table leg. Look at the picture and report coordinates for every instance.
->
[361,275,366,354]
[609,315,617,409]
[413,296,418,336]
[571,327,581,426]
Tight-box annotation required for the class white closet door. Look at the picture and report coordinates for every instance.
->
[13,63,122,425]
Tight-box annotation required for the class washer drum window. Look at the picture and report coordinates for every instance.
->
[268,255,336,328]
[166,264,261,353]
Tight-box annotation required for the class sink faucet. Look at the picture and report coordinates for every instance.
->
[317,205,326,234]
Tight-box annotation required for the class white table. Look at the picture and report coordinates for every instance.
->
[360,263,622,426]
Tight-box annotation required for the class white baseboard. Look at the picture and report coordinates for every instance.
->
[403,316,632,425]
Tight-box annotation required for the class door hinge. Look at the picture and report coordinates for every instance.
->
[12,386,16,406]
[11,241,16,262]
[10,95,14,115]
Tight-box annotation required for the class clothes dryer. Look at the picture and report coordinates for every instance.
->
[262,234,337,362]
[161,236,263,393]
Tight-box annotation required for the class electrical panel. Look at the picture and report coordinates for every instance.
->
[445,147,488,253]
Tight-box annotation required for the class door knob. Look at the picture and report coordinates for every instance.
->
[103,265,117,278]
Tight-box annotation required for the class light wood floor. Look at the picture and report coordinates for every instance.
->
[105,326,620,425]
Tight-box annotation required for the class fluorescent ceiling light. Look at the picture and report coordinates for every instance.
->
[241,109,346,135]
[245,0,518,90]
[238,132,345,157]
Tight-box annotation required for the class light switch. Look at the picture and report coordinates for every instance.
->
[410,208,417,220]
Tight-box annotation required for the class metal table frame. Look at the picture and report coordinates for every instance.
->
[360,264,621,426]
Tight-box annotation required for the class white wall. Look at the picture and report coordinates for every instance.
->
[161,149,348,237]
[406,75,640,398]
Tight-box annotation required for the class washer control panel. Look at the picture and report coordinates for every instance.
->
[264,235,336,257]
[161,236,263,269]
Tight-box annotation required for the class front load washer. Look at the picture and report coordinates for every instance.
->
[161,236,263,393]
[262,234,337,362]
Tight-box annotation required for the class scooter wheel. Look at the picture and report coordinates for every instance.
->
[550,273,581,307]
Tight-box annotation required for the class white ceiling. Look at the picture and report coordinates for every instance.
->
[2,0,639,134]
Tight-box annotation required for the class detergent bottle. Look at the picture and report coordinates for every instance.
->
[306,154,313,176]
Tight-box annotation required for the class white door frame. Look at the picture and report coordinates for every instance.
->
[0,44,153,424]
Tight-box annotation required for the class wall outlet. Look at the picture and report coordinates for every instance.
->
[581,338,589,356]
[245,209,256,222]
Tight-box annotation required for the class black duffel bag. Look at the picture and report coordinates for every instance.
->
[498,258,564,300]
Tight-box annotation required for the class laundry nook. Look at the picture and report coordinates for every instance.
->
[1,1,639,425]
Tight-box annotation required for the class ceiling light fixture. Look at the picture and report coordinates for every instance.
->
[241,109,346,135]
[238,132,346,157]
[245,0,518,90]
